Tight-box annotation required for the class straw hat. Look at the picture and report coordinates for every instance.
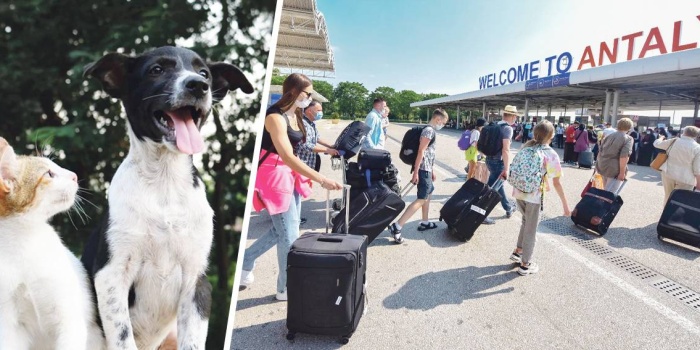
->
[503,105,521,116]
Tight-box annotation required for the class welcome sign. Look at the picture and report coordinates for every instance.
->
[478,16,700,90]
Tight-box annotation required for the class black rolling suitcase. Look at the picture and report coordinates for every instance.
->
[333,121,371,159]
[357,148,392,170]
[657,189,700,248]
[439,178,504,242]
[571,181,626,235]
[332,181,408,244]
[287,186,367,344]
[578,150,594,169]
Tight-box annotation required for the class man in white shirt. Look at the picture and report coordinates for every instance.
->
[653,126,700,203]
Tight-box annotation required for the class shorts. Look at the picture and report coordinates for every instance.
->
[417,170,434,199]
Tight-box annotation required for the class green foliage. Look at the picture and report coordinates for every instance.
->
[333,81,368,119]
[311,79,335,115]
[0,1,274,349]
[270,74,287,86]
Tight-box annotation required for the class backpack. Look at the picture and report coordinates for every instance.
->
[508,145,548,194]
[457,130,472,150]
[477,122,504,157]
[400,126,435,168]
[588,130,598,143]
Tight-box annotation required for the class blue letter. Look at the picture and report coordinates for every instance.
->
[499,70,507,86]
[530,60,540,79]
[479,75,488,89]
[557,52,573,73]
[517,63,529,81]
[507,67,517,83]
[487,73,494,88]
[544,55,557,76]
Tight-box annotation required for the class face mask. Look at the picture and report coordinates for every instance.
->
[315,111,323,120]
[296,97,312,109]
[435,124,444,131]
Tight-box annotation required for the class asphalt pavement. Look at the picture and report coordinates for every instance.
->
[231,120,700,349]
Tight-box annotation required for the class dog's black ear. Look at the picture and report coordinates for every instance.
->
[208,62,254,100]
[83,53,134,98]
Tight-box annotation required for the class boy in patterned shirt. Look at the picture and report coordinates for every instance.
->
[388,109,449,243]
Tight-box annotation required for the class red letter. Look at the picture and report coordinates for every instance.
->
[672,20,697,52]
[598,38,618,66]
[577,46,596,70]
[640,27,668,58]
[621,31,643,61]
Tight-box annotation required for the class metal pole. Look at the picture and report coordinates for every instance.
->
[581,102,585,124]
[611,90,620,125]
[456,105,460,129]
[694,97,699,119]
[603,89,612,123]
[524,98,529,124]
[482,102,487,122]
[547,105,552,123]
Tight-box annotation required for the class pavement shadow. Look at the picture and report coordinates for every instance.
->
[601,223,700,259]
[235,294,280,312]
[383,264,517,311]
[232,319,348,349]
[626,165,662,184]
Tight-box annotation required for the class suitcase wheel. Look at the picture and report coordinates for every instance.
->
[339,336,350,345]
[286,333,296,341]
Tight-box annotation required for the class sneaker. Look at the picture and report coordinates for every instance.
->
[240,269,254,287]
[483,217,496,225]
[517,262,539,276]
[388,223,404,244]
[509,252,522,263]
[276,289,288,301]
[300,218,307,225]
[506,209,513,219]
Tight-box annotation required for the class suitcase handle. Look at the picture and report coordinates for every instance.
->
[317,236,343,243]
[400,182,416,198]
[326,184,351,234]
[491,178,505,191]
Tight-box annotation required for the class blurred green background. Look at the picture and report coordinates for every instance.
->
[0,0,275,348]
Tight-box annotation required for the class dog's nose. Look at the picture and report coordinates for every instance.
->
[185,78,209,98]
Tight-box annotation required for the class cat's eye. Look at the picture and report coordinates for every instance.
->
[45,170,55,178]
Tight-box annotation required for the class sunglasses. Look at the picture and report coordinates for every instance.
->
[300,90,312,99]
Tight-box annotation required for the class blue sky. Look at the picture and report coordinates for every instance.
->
[316,0,700,117]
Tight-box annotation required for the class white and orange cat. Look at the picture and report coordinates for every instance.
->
[0,137,104,350]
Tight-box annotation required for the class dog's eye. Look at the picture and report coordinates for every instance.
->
[45,170,55,179]
[149,66,164,75]
[199,70,209,79]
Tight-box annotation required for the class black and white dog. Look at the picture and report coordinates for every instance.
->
[81,46,253,350]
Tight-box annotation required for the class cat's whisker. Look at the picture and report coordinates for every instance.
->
[76,194,98,209]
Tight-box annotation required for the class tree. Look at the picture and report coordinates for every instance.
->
[367,86,396,115]
[393,89,422,119]
[311,79,335,116]
[0,1,275,349]
[334,81,368,119]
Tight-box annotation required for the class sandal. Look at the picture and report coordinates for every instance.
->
[417,222,437,231]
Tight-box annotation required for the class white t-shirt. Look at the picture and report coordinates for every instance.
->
[603,127,616,137]
[470,129,480,145]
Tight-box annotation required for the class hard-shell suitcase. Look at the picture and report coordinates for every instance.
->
[657,189,700,248]
[332,181,407,244]
[439,178,504,242]
[357,149,392,171]
[333,121,371,159]
[578,150,594,169]
[571,181,626,235]
[287,186,367,344]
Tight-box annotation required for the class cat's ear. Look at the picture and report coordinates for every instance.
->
[0,138,18,194]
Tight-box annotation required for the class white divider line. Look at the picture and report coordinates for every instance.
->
[538,223,700,336]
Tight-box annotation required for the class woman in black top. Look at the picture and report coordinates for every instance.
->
[242,73,341,301]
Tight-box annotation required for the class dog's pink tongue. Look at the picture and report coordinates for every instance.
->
[166,110,204,154]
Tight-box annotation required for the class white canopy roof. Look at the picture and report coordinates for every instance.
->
[412,49,700,112]
[274,0,335,78]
